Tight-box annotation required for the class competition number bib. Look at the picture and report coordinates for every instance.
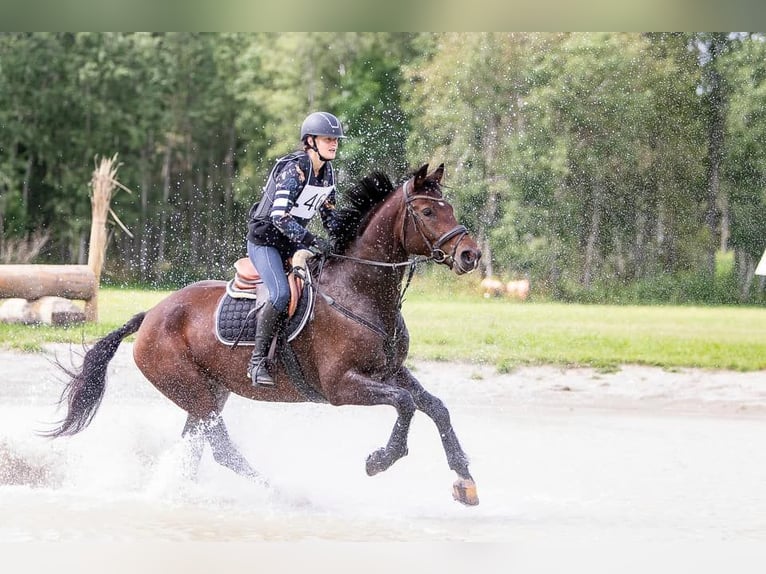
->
[290,183,332,219]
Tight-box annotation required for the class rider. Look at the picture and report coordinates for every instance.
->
[245,111,345,387]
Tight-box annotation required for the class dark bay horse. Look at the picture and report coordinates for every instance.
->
[47,163,482,505]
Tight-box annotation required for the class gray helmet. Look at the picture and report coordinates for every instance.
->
[300,111,346,141]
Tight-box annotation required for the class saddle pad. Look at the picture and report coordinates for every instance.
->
[214,280,314,346]
[215,296,259,344]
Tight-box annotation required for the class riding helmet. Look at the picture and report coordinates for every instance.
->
[300,112,346,141]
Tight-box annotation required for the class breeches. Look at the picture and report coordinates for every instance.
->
[247,242,290,313]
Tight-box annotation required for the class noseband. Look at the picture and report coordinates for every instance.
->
[401,178,471,272]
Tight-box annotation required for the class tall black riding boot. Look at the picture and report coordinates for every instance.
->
[247,301,281,387]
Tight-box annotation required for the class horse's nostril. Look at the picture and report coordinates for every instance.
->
[461,249,480,268]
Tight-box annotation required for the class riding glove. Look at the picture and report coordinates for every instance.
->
[309,236,333,257]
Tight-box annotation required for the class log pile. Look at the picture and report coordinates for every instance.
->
[0,265,94,325]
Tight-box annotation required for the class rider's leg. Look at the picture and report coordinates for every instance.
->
[246,243,290,387]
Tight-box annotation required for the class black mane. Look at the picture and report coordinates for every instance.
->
[329,171,395,253]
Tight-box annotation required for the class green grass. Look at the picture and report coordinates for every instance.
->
[2,282,765,372]
[0,287,170,352]
[403,297,766,371]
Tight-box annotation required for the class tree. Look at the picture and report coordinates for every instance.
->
[512,33,708,293]
[720,33,766,299]
[404,33,537,278]
[1,32,763,304]
[696,32,734,277]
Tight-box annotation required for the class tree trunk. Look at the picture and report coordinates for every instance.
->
[224,121,236,240]
[158,141,172,279]
[22,154,32,212]
[736,249,755,301]
[139,134,153,282]
[0,264,95,300]
[703,33,728,277]
[481,232,494,278]
[205,150,216,275]
[582,183,603,289]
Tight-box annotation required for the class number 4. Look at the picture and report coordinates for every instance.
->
[303,194,320,210]
[303,192,327,211]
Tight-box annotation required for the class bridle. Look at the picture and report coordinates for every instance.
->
[316,176,474,357]
[329,177,473,273]
[400,178,471,271]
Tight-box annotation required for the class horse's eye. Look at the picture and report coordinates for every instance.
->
[422,207,433,217]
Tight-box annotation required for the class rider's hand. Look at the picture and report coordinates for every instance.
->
[310,236,333,257]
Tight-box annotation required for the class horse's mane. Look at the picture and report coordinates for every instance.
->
[329,171,395,254]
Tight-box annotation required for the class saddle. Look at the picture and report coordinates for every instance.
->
[214,250,315,346]
[230,256,303,318]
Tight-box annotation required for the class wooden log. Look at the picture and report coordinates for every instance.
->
[28,296,86,325]
[0,265,96,301]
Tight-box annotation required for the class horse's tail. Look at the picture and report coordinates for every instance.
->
[43,312,146,438]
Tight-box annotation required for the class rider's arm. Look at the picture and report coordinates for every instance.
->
[269,160,314,245]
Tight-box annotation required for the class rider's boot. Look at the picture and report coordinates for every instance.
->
[247,301,282,388]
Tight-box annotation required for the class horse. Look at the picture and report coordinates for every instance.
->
[46,163,483,506]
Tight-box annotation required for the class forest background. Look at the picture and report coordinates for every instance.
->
[1,32,764,305]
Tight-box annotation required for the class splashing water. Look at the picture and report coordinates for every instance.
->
[1,344,765,561]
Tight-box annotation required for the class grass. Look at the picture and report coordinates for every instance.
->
[2,279,765,372]
[0,287,171,353]
[403,297,766,371]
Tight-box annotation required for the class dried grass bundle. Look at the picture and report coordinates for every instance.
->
[87,154,133,278]
[85,154,133,322]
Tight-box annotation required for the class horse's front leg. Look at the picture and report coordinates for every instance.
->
[396,367,479,506]
[365,396,414,476]
[326,372,416,476]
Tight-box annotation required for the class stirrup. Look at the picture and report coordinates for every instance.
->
[248,358,275,388]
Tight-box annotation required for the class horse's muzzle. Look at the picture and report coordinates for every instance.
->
[454,246,481,275]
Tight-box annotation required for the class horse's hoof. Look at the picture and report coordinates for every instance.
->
[365,448,387,476]
[452,478,479,506]
[365,446,408,476]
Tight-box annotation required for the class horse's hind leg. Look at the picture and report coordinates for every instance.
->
[181,415,207,480]
[397,368,479,506]
[154,371,265,484]
[181,411,268,485]
[202,413,268,485]
[181,411,265,485]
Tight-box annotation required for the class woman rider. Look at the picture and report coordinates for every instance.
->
[246,111,344,387]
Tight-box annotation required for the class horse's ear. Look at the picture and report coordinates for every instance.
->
[414,164,429,188]
[430,163,445,183]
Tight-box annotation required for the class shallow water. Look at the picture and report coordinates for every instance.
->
[1,345,764,570]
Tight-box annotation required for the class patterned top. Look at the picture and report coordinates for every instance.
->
[248,151,340,250]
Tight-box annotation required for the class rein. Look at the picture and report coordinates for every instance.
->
[328,252,431,269]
